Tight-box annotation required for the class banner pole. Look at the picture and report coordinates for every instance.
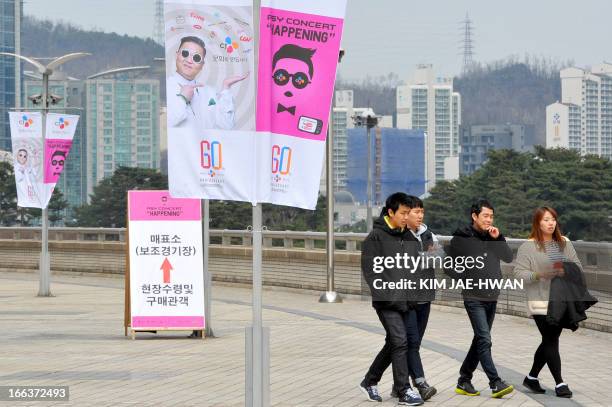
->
[38,71,51,297]
[247,0,269,406]
[252,204,263,406]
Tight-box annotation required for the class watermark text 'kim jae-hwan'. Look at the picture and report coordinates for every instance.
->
[370,252,524,291]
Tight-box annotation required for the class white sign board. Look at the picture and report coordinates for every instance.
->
[128,190,205,330]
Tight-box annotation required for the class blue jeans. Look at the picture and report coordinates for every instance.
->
[406,302,431,381]
[460,300,500,385]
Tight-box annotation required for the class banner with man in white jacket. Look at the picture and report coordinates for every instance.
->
[9,112,79,209]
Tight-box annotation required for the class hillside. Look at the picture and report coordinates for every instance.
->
[21,17,163,79]
[337,58,565,138]
[455,57,564,139]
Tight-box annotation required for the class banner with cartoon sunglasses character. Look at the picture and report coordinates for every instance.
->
[256,0,346,209]
[165,0,346,210]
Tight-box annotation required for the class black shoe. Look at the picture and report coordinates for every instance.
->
[555,384,572,398]
[415,381,437,401]
[490,379,514,398]
[455,380,480,396]
[398,388,424,406]
[359,379,382,402]
[523,377,545,393]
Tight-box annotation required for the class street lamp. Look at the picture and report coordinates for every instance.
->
[352,109,379,232]
[319,48,345,304]
[0,52,90,297]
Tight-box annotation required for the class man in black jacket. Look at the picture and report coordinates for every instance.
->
[446,199,514,399]
[359,193,424,406]
[387,195,438,401]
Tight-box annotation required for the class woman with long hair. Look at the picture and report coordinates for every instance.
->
[513,206,581,398]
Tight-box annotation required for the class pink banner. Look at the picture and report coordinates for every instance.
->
[128,190,202,221]
[132,316,204,329]
[256,7,344,141]
[43,139,73,183]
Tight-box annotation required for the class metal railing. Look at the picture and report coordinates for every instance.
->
[0,227,125,242]
[1,227,611,271]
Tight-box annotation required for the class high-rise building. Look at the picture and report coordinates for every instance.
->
[24,72,86,213]
[396,64,461,190]
[546,63,612,160]
[0,0,22,151]
[346,128,427,204]
[331,90,352,192]
[460,124,536,175]
[85,67,160,199]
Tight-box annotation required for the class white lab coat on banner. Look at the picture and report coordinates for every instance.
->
[166,72,235,131]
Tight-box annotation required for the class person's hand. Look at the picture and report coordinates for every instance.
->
[536,269,557,280]
[487,226,500,239]
[552,262,565,278]
[179,83,203,103]
[222,72,250,90]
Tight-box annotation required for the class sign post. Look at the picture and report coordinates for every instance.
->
[162,1,347,404]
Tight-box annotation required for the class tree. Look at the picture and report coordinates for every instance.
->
[75,167,168,227]
[0,162,18,226]
[48,188,69,226]
[425,147,612,241]
[208,194,328,231]
[208,200,251,230]
[263,194,327,231]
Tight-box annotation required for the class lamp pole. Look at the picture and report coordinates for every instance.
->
[0,52,90,296]
[351,111,379,232]
[319,48,345,304]
[366,124,373,232]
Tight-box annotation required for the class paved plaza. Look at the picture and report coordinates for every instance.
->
[0,271,611,407]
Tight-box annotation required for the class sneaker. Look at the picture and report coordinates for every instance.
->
[398,388,424,406]
[555,384,572,398]
[522,376,545,393]
[359,379,382,402]
[415,381,437,401]
[455,380,480,396]
[490,379,514,398]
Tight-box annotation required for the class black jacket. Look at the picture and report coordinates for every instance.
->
[361,215,431,312]
[547,261,598,331]
[445,224,513,300]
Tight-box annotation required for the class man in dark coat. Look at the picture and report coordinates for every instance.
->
[359,192,424,406]
[445,199,514,399]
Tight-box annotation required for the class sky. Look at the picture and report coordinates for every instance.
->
[24,0,612,82]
